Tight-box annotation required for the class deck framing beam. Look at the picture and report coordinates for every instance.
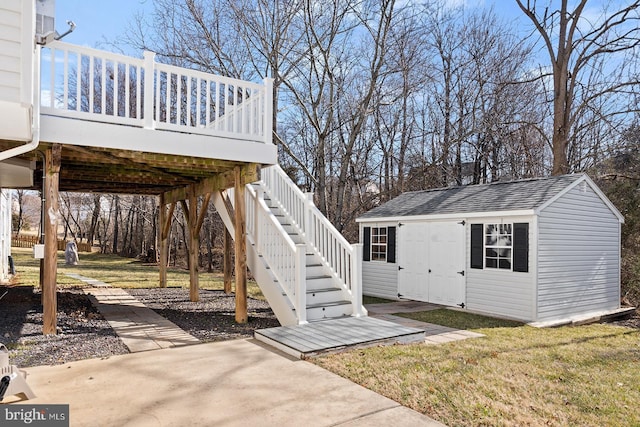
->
[161,164,259,206]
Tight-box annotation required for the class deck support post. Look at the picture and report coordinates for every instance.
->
[187,190,199,301]
[158,194,175,288]
[43,144,61,335]
[223,227,233,294]
[234,166,248,323]
[181,188,211,302]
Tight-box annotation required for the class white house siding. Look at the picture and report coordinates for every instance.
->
[0,1,24,103]
[537,183,620,320]
[0,190,11,281]
[466,215,536,321]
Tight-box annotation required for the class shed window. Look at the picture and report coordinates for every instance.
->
[371,227,388,261]
[363,226,396,263]
[485,224,512,270]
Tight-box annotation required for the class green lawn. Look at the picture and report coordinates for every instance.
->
[9,247,264,299]
[314,310,640,427]
[10,248,640,425]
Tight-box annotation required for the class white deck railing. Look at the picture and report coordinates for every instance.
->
[39,41,273,144]
[261,165,364,316]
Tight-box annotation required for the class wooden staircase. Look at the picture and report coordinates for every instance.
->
[213,165,365,326]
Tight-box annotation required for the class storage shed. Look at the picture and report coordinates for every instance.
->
[357,173,624,323]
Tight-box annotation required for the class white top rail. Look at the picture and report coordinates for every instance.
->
[39,40,272,145]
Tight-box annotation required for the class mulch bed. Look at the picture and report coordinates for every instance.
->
[0,286,279,368]
[0,286,128,368]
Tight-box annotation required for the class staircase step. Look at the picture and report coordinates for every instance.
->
[306,275,335,290]
[306,300,353,321]
[305,263,326,276]
[306,287,345,305]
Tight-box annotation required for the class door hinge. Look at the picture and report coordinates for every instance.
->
[457,270,465,276]
[398,293,403,298]
[398,222,404,227]
[457,302,465,308]
[398,266,404,270]
[458,220,466,226]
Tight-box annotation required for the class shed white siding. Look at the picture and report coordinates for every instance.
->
[466,215,536,321]
[361,222,399,299]
[362,262,398,299]
[537,182,620,320]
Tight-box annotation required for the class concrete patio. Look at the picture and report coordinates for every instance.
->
[8,339,445,426]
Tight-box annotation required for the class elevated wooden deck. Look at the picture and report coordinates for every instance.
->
[4,40,277,195]
[0,40,276,334]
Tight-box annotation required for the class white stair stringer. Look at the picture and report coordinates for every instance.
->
[213,165,366,326]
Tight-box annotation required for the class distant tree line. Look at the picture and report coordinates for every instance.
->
[122,0,640,237]
[12,0,640,303]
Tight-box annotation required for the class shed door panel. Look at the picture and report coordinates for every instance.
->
[398,223,429,301]
[427,222,466,307]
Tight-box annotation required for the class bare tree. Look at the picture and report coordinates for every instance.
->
[516,0,640,175]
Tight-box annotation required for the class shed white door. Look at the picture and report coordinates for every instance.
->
[398,221,466,306]
[398,223,429,301]
[427,221,466,307]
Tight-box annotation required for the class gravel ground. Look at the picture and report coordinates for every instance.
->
[126,288,280,341]
[1,286,279,368]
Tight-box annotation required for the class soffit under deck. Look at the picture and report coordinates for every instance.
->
[2,141,256,195]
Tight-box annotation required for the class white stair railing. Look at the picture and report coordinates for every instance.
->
[244,185,307,323]
[261,165,366,317]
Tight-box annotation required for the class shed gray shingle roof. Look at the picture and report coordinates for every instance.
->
[358,174,584,219]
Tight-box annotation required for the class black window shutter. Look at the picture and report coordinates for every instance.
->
[513,223,529,272]
[363,227,371,261]
[387,226,396,263]
[470,224,483,269]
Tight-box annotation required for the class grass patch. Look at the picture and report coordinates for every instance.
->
[9,248,264,300]
[397,309,523,330]
[315,317,640,426]
[363,295,396,305]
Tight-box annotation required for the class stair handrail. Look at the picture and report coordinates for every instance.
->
[245,184,307,322]
[261,165,365,316]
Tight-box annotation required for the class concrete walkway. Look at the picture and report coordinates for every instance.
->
[20,339,445,426]
[66,273,200,352]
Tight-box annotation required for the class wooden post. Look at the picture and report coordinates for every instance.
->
[223,227,232,294]
[234,166,248,323]
[159,195,175,288]
[187,190,199,302]
[180,189,210,302]
[43,144,61,335]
